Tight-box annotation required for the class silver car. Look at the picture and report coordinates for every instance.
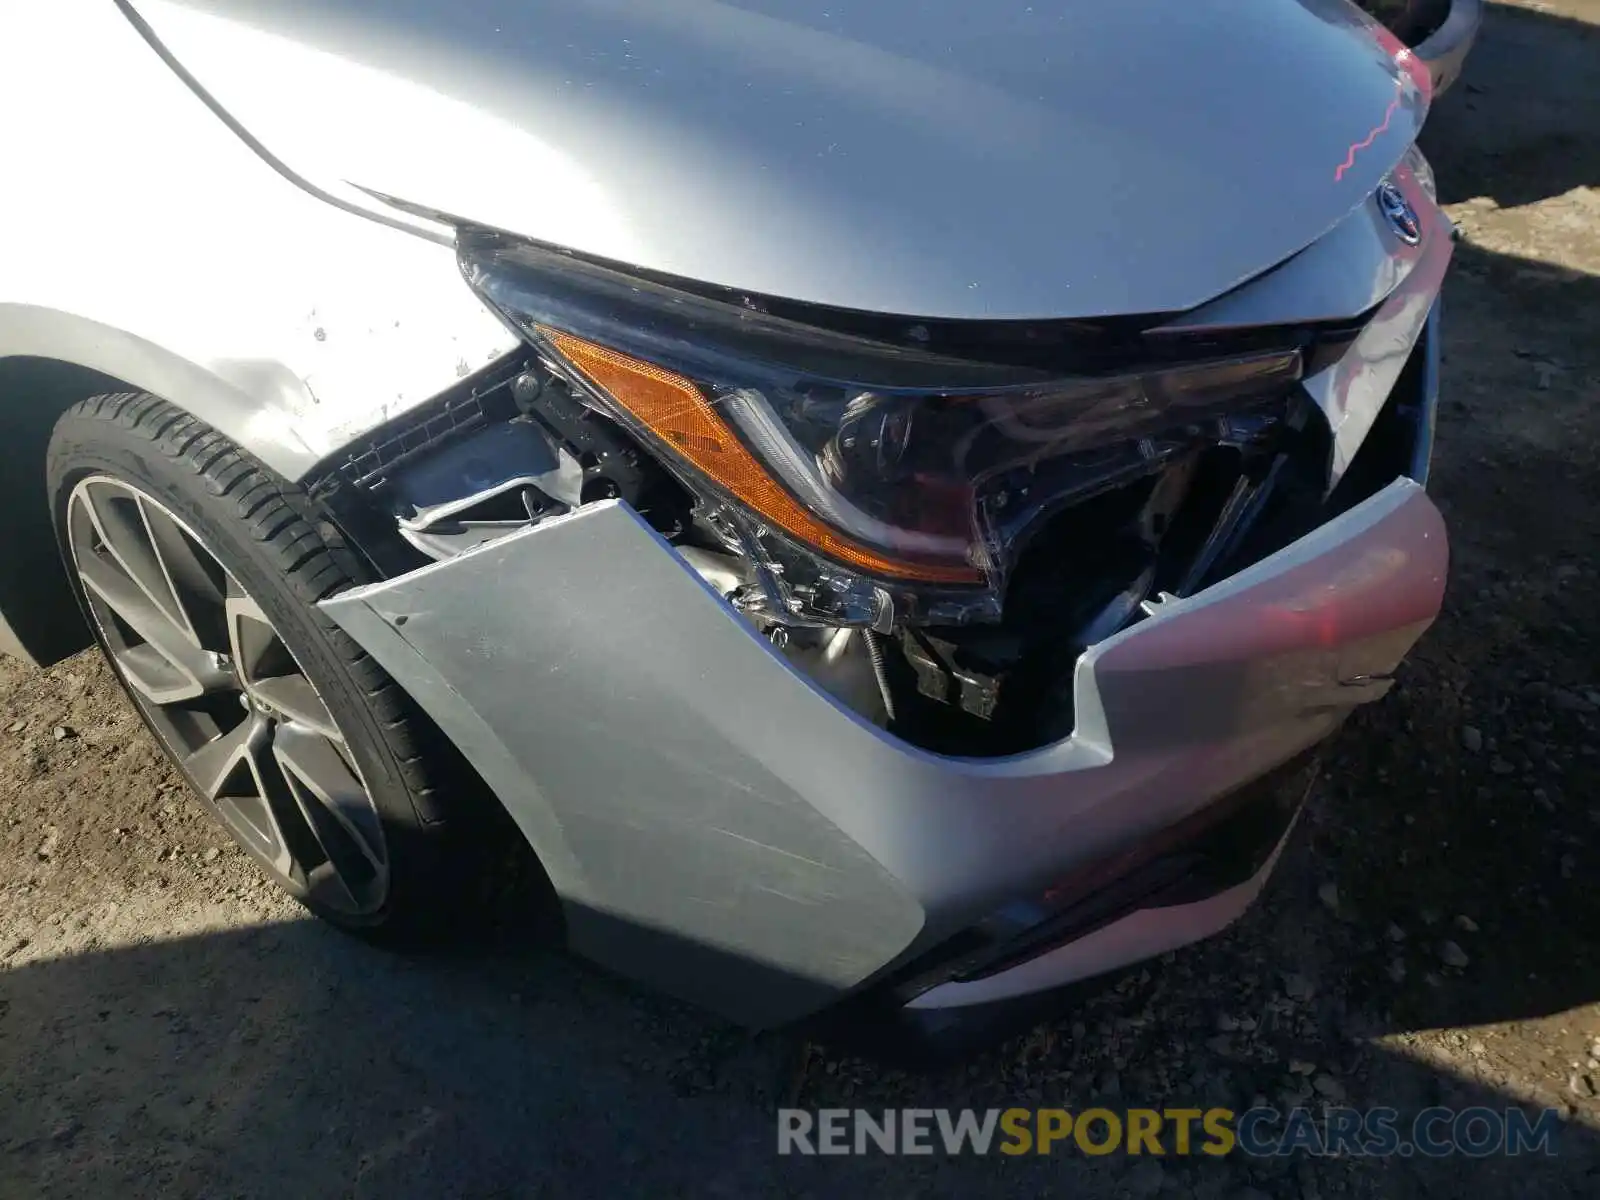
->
[0,0,1478,1042]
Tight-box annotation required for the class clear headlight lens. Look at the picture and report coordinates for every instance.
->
[461,232,1303,627]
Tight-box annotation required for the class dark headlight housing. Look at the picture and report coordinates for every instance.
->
[459,230,1306,629]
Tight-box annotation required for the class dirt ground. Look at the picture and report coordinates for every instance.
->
[3,3,1599,1197]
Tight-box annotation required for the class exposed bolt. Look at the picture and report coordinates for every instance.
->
[512,372,544,413]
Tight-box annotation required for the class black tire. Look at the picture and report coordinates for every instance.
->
[47,392,489,943]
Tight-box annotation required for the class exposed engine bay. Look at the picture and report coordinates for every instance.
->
[307,303,1435,759]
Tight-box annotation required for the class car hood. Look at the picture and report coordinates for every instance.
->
[129,0,1428,320]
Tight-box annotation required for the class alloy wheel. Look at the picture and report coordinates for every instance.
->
[65,475,388,916]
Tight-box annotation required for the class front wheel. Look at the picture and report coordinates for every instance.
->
[47,392,485,941]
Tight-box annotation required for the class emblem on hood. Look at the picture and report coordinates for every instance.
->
[1377,182,1422,246]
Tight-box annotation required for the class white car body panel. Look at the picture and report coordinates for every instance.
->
[0,0,516,482]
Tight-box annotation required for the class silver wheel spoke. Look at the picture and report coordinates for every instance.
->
[76,549,233,704]
[234,728,298,880]
[248,675,342,741]
[230,590,347,743]
[186,715,295,878]
[273,724,386,877]
[79,480,193,638]
[184,716,257,801]
[225,589,279,685]
[137,497,229,650]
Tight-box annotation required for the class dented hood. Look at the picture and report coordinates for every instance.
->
[129,0,1428,320]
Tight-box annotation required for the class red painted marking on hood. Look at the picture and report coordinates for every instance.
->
[1335,81,1402,182]
[1334,26,1431,183]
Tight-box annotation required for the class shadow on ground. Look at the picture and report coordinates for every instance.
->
[0,904,1593,1199]
[1424,1,1600,209]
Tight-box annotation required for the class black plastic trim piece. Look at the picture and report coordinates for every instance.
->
[299,355,532,578]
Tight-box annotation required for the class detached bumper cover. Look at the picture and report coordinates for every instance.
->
[322,474,1447,1027]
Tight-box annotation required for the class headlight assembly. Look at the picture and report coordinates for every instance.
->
[459,230,1304,629]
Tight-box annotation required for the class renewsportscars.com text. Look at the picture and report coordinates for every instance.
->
[777,1106,1561,1158]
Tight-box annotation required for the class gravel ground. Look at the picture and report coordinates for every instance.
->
[3,3,1599,1197]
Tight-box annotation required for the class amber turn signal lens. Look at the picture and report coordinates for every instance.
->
[540,327,982,584]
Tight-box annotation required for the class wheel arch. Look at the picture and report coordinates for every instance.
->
[0,307,331,666]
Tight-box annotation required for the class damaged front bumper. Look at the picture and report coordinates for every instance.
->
[310,156,1454,1031]
[321,428,1446,1027]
